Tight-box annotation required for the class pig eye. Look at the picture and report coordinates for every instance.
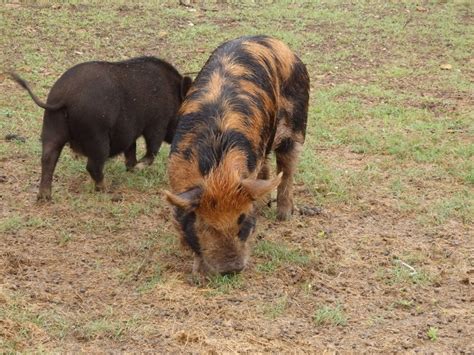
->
[238,215,255,241]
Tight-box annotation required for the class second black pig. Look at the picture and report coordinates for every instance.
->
[11,56,192,200]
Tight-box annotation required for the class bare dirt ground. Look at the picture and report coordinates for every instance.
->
[1,1,473,353]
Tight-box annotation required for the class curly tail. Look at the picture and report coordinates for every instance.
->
[10,72,64,111]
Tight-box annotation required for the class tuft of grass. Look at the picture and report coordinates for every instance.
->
[0,215,49,234]
[378,262,435,286]
[427,326,438,341]
[80,316,141,340]
[0,215,24,234]
[263,296,288,319]
[206,273,243,295]
[427,190,473,225]
[395,299,414,309]
[313,305,347,326]
[254,240,310,273]
[137,264,162,293]
[57,231,73,246]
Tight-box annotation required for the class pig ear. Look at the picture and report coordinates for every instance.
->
[164,186,202,209]
[180,76,193,100]
[241,172,283,201]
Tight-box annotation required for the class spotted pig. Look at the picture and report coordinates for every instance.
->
[165,36,309,275]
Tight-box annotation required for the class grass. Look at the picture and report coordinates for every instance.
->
[427,327,439,341]
[206,273,243,295]
[377,262,436,286]
[79,316,142,340]
[313,305,347,326]
[0,214,49,234]
[394,299,414,310]
[137,264,163,293]
[254,240,310,272]
[0,294,71,350]
[263,296,288,319]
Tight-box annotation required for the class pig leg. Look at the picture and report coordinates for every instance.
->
[124,141,137,171]
[38,141,66,201]
[82,134,109,191]
[257,160,273,208]
[37,111,68,201]
[86,157,107,191]
[136,130,166,169]
[275,139,302,221]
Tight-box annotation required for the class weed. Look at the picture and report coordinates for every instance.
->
[57,231,73,246]
[378,263,435,286]
[263,296,288,319]
[313,305,347,326]
[0,215,24,234]
[137,264,162,293]
[427,327,439,341]
[395,299,414,309]
[0,215,49,234]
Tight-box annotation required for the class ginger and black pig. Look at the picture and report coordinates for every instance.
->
[165,36,309,275]
[11,57,192,200]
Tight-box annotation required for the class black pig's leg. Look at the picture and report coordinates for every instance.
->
[85,139,109,191]
[124,141,137,171]
[137,130,166,169]
[38,141,66,201]
[38,111,68,201]
[86,158,107,191]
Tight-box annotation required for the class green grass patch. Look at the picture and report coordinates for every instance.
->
[378,261,436,286]
[79,315,142,340]
[0,294,71,351]
[313,305,347,326]
[263,296,288,319]
[427,190,473,225]
[0,214,49,234]
[137,264,163,293]
[254,240,310,272]
[427,326,439,341]
[206,273,243,295]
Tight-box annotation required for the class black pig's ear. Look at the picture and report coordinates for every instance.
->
[180,76,193,100]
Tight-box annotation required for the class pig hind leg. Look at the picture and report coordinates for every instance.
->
[257,159,273,208]
[86,157,107,191]
[136,129,166,169]
[85,139,109,191]
[275,138,302,221]
[38,111,68,201]
[275,61,309,220]
[124,141,137,171]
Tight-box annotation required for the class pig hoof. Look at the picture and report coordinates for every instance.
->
[36,193,52,202]
[95,182,105,192]
[276,209,292,221]
[126,165,135,172]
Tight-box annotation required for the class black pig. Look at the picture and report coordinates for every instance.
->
[11,57,192,201]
